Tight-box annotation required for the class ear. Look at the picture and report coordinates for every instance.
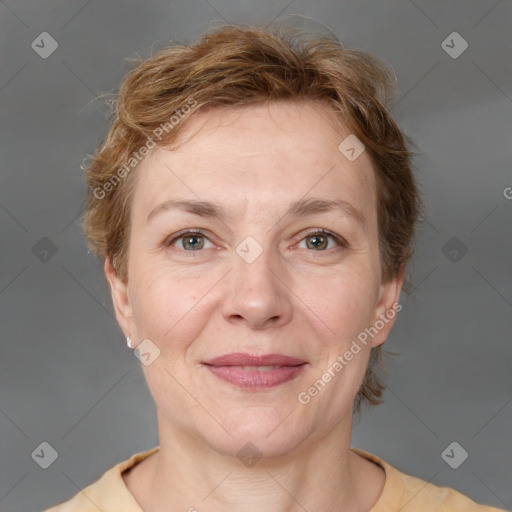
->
[104,258,136,340]
[368,266,404,348]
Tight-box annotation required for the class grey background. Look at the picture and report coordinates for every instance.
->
[0,1,511,511]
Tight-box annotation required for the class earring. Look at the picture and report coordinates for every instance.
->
[126,336,133,349]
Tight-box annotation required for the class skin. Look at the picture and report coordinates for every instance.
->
[105,100,403,511]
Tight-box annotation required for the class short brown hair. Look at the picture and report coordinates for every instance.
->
[82,22,423,413]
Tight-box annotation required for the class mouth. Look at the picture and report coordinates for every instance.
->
[202,353,308,390]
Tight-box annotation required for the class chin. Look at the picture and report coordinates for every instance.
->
[201,407,312,459]
[206,427,306,461]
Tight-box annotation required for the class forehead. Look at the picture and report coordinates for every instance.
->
[131,101,377,229]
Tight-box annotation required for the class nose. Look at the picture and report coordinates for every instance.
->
[221,245,293,331]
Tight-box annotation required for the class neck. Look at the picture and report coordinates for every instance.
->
[126,411,385,512]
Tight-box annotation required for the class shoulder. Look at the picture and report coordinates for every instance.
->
[392,469,505,511]
[350,447,506,512]
[42,447,159,512]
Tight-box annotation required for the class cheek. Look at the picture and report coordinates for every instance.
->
[129,263,214,350]
[312,264,379,339]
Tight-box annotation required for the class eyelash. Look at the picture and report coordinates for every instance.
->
[163,228,348,256]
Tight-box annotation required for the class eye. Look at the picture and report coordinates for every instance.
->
[163,228,347,254]
[297,229,347,252]
[164,230,214,251]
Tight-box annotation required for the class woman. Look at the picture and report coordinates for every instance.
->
[44,23,504,512]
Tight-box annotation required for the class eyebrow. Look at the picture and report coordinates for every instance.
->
[146,197,366,228]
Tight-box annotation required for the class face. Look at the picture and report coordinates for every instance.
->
[107,101,402,458]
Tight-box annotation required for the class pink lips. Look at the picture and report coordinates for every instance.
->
[203,352,307,390]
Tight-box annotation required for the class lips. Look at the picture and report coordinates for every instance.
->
[203,353,307,367]
[202,353,307,390]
